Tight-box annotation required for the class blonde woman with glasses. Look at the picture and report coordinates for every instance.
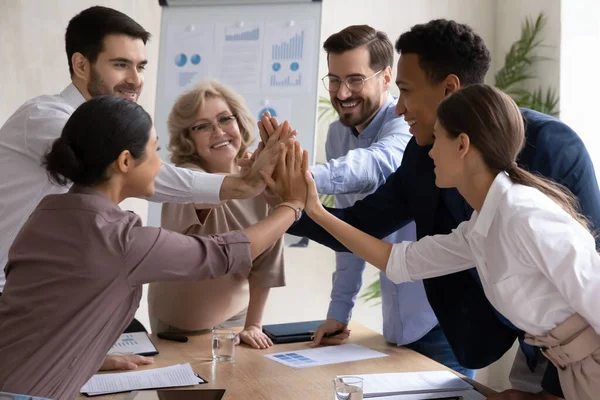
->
[148,81,292,349]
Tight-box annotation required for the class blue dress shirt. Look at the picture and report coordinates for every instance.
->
[309,94,439,345]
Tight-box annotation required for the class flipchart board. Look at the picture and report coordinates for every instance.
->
[149,0,323,227]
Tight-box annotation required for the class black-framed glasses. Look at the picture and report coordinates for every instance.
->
[321,70,383,93]
[190,114,237,134]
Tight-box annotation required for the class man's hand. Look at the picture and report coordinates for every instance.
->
[239,325,273,349]
[487,390,563,400]
[312,319,350,346]
[100,354,154,371]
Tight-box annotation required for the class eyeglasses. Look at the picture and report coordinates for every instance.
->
[190,114,237,134]
[321,70,383,93]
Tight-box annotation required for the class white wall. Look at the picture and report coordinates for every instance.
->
[560,0,600,175]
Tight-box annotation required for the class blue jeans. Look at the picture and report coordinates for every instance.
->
[405,324,476,379]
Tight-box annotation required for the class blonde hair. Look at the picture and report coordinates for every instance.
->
[168,80,255,167]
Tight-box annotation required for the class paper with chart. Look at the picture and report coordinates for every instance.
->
[165,24,215,94]
[261,20,317,93]
[107,332,158,356]
[215,22,263,92]
[346,371,472,397]
[265,343,388,368]
[80,363,204,396]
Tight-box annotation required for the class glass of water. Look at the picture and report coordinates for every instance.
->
[334,376,363,400]
[211,329,236,361]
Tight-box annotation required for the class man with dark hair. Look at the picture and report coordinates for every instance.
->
[0,6,280,373]
[303,24,473,378]
[285,19,600,399]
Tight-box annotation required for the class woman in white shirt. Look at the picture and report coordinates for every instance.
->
[271,84,599,400]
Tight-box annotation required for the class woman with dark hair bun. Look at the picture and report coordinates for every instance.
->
[0,96,307,399]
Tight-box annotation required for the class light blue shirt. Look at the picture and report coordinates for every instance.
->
[310,94,439,345]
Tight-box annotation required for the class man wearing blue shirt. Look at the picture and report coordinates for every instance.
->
[307,25,473,378]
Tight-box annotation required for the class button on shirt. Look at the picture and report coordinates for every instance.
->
[0,84,225,290]
[387,172,600,337]
[311,94,439,345]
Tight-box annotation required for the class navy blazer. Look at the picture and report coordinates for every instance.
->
[289,109,600,396]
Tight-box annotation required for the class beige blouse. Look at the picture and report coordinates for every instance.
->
[0,185,252,399]
[148,164,285,331]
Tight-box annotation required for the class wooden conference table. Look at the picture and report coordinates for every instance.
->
[81,323,495,399]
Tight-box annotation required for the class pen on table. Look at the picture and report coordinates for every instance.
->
[310,329,346,341]
[427,396,463,400]
[157,331,188,343]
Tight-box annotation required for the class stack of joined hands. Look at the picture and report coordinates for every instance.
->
[238,110,325,221]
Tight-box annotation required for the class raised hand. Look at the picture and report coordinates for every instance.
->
[243,121,294,195]
[262,140,307,210]
[303,160,325,217]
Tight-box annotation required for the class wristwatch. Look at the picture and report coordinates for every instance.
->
[275,202,303,222]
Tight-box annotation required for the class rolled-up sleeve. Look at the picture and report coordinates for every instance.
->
[386,222,474,284]
[125,225,251,286]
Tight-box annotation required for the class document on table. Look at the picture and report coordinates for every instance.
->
[341,371,472,398]
[80,363,205,396]
[265,343,388,368]
[368,389,485,400]
[107,332,159,356]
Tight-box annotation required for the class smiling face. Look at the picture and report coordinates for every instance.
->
[84,34,147,102]
[188,96,242,173]
[428,119,468,188]
[395,53,450,146]
[326,45,391,132]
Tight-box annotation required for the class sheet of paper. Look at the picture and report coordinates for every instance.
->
[367,388,485,400]
[261,20,317,93]
[0,393,51,400]
[265,343,388,369]
[345,371,471,397]
[215,22,264,92]
[107,332,158,356]
[165,24,215,94]
[80,363,204,396]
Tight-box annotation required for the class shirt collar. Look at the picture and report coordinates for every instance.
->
[68,184,122,211]
[60,83,86,110]
[351,93,395,139]
[472,172,514,237]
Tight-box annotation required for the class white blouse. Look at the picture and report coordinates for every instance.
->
[386,172,600,336]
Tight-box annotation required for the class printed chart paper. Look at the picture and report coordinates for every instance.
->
[107,332,158,356]
[265,343,388,369]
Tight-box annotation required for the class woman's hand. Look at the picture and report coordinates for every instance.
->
[238,325,273,349]
[262,140,307,210]
[303,158,325,218]
[100,354,154,371]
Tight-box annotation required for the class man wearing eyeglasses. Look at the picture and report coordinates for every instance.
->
[306,25,474,378]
